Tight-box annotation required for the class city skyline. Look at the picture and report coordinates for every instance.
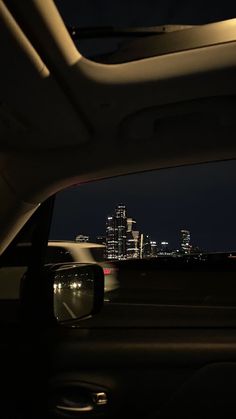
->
[49,161,236,253]
[75,203,193,260]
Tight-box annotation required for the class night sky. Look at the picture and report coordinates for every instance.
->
[55,0,236,27]
[50,2,236,253]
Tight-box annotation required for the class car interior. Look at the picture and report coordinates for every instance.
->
[1,0,236,418]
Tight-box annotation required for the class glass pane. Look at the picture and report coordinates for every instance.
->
[49,160,236,326]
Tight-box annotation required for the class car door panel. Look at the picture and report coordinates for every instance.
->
[47,327,236,418]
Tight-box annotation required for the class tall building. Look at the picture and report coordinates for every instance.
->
[115,204,127,260]
[132,230,140,258]
[180,229,191,254]
[159,241,170,255]
[141,234,151,258]
[106,205,127,260]
[150,241,158,257]
[106,204,160,260]
[106,216,117,260]
[126,218,140,259]
[127,218,136,232]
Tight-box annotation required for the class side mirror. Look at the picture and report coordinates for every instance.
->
[50,263,104,323]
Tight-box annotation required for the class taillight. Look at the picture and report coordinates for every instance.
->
[103,268,112,275]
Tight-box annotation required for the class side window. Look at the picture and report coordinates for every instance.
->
[49,161,236,326]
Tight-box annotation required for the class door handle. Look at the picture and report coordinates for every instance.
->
[56,403,93,413]
[56,391,108,414]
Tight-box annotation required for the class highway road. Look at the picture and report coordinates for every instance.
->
[54,288,94,321]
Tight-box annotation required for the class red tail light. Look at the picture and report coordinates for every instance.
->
[103,268,112,275]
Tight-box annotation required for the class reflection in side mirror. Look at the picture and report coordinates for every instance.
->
[51,263,104,323]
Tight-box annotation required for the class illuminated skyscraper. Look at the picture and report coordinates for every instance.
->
[126,218,140,259]
[180,229,191,254]
[150,241,158,257]
[106,216,117,260]
[106,204,127,260]
[159,241,171,255]
[141,234,151,258]
[115,204,127,260]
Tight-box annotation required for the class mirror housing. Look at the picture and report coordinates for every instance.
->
[48,263,104,323]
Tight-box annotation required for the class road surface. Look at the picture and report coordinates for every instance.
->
[54,288,94,321]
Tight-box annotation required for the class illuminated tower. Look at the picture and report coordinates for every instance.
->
[180,229,191,254]
[150,241,158,257]
[106,216,117,259]
[106,204,127,260]
[115,204,127,260]
[142,234,151,258]
[126,218,139,259]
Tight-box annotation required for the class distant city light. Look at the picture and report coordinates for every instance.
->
[78,203,200,261]
[180,229,191,254]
